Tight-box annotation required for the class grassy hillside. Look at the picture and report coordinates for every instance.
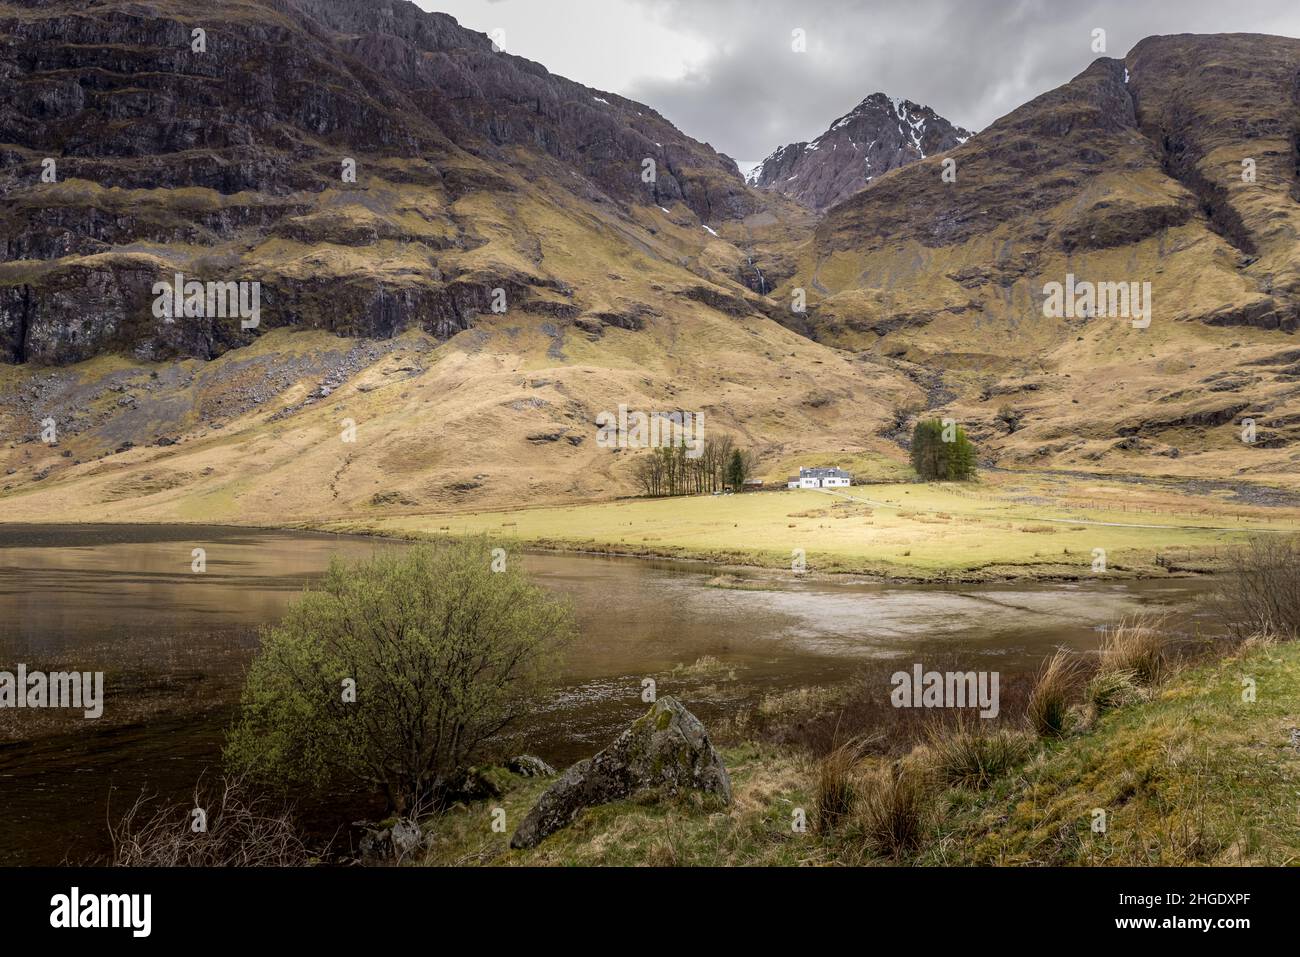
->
[8,17,1300,531]
[0,156,918,522]
[2,0,917,523]
[0,309,915,524]
[919,638,1300,865]
[417,638,1300,867]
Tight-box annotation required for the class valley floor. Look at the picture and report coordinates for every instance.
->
[323,472,1300,581]
[5,328,1299,584]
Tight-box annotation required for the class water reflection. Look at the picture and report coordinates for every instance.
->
[0,524,1214,864]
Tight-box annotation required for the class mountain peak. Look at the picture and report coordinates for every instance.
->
[747,93,972,210]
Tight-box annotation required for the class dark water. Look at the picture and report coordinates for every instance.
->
[0,524,1217,865]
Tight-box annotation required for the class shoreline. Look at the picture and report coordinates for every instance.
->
[318,522,1228,584]
[0,515,1230,585]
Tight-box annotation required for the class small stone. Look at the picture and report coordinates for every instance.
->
[357,818,425,862]
[506,755,557,778]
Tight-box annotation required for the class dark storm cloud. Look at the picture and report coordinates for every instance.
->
[621,0,1300,167]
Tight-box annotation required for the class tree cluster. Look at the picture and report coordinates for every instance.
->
[910,419,977,481]
[631,436,757,496]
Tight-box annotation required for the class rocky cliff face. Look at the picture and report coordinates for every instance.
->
[0,0,765,366]
[748,93,971,211]
[290,0,757,222]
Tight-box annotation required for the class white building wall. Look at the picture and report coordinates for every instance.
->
[794,471,851,489]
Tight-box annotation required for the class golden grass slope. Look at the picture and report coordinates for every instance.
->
[0,170,920,523]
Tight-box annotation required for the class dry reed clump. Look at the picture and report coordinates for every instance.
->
[925,715,1035,789]
[109,775,311,867]
[1098,615,1171,687]
[1027,649,1082,738]
[854,760,930,858]
[813,734,879,832]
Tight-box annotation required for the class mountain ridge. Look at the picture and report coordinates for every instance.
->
[0,0,797,366]
[747,92,972,211]
[0,0,911,518]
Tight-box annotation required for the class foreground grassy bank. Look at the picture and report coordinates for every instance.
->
[325,476,1297,581]
[419,639,1300,866]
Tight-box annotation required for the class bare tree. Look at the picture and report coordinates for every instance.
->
[1213,535,1300,640]
[630,435,753,497]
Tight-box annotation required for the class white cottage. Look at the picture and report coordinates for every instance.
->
[789,467,852,489]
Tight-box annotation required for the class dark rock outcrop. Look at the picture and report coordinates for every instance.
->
[0,0,764,365]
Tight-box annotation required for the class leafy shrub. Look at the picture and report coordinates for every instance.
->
[225,540,575,813]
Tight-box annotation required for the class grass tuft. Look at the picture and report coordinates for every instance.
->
[1099,615,1169,686]
[1085,667,1144,713]
[1027,649,1081,738]
[855,761,930,858]
[926,717,1035,789]
[813,735,878,832]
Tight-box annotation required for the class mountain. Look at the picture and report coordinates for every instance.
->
[771,33,1300,487]
[747,93,971,211]
[0,0,914,520]
[3,5,1300,525]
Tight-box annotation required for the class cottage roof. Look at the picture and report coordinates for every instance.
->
[799,467,851,478]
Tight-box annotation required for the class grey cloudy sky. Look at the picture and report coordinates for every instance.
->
[423,0,1300,171]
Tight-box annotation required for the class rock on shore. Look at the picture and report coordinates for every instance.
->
[510,696,731,849]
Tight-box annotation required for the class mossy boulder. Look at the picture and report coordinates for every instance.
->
[509,696,731,849]
[441,764,519,803]
[507,755,557,778]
